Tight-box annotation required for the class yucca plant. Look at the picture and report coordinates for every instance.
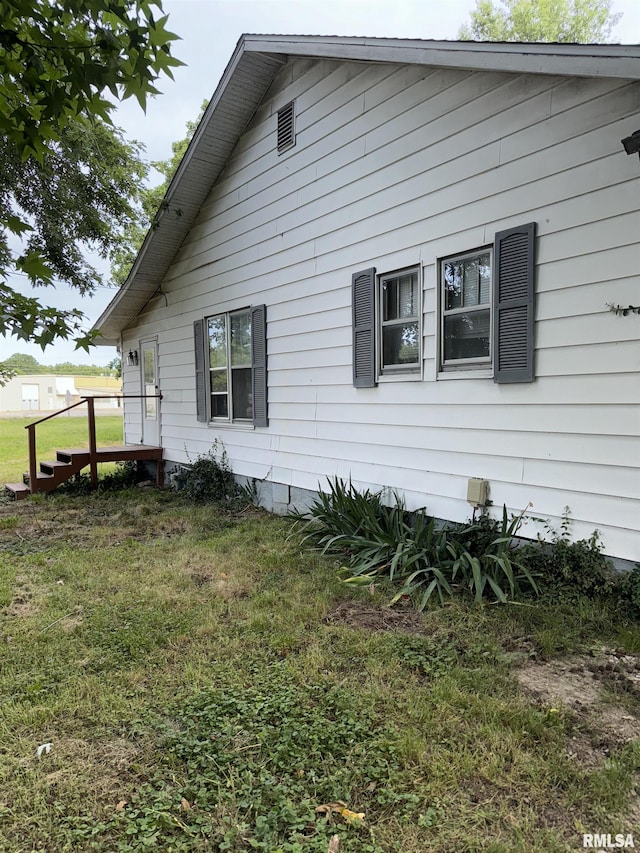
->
[292,480,540,608]
[289,477,390,557]
[387,525,457,608]
[450,504,539,603]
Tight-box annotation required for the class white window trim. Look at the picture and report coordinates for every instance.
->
[206,308,253,424]
[437,246,493,380]
[376,266,423,381]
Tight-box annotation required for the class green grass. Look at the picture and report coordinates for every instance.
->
[0,490,638,852]
[0,414,124,484]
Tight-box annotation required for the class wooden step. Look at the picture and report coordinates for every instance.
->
[40,460,74,476]
[56,449,90,464]
[23,471,59,493]
[4,482,30,500]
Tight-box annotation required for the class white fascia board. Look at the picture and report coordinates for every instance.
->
[243,35,640,80]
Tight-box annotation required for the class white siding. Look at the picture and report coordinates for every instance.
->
[122,58,640,561]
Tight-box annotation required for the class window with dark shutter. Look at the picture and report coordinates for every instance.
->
[193,319,207,422]
[352,267,377,388]
[493,222,536,384]
[251,304,268,427]
[277,101,295,152]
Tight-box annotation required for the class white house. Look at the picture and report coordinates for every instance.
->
[93,36,640,563]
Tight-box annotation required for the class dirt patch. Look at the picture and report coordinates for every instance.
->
[517,657,602,711]
[516,650,640,717]
[516,650,640,768]
[517,650,640,834]
[322,600,427,634]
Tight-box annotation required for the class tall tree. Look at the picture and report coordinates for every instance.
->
[110,102,207,285]
[1,353,43,374]
[1,117,149,339]
[0,0,182,383]
[458,0,622,42]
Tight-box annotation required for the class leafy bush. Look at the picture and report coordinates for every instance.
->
[392,504,538,607]
[58,460,144,496]
[617,564,640,614]
[519,524,614,599]
[290,476,391,540]
[450,512,502,556]
[450,505,538,603]
[179,441,241,505]
[292,478,453,604]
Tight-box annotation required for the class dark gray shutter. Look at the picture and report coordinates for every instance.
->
[251,304,268,427]
[194,319,208,422]
[352,267,376,388]
[493,223,536,384]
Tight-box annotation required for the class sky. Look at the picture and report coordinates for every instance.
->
[2,0,639,367]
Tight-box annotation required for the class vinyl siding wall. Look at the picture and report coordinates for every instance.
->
[121,57,640,561]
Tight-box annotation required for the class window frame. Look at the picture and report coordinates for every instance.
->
[206,307,253,424]
[376,266,422,378]
[439,246,493,373]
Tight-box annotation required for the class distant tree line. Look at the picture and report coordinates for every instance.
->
[2,352,119,377]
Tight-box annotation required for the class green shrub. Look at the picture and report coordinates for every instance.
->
[520,527,614,599]
[58,460,144,496]
[449,512,501,556]
[180,442,241,505]
[617,564,640,614]
[290,476,391,540]
[451,505,539,603]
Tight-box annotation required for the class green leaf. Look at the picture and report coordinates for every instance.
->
[3,214,33,235]
[16,251,56,284]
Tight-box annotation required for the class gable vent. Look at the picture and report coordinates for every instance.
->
[277,101,295,152]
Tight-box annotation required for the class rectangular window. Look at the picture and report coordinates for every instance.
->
[207,309,253,422]
[352,223,534,388]
[378,268,420,374]
[440,249,492,368]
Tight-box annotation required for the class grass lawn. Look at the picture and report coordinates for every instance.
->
[0,414,124,485]
[0,489,638,852]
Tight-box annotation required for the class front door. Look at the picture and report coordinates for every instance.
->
[141,339,160,446]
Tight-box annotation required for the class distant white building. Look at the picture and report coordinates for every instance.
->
[0,375,121,413]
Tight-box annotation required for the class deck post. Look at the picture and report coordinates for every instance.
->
[27,425,37,494]
[87,397,98,487]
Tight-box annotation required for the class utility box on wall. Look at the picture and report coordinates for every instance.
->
[467,478,489,507]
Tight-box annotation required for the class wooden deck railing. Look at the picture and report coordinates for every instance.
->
[25,394,162,493]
